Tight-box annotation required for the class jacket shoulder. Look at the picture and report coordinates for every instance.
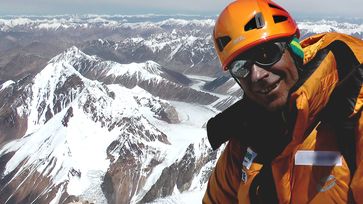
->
[301,32,363,64]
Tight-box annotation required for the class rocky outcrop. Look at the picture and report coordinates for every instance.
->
[0,153,70,204]
[100,135,218,204]
[132,141,217,203]
[0,108,27,146]
[0,81,30,146]
[134,95,180,124]
[176,145,197,192]
[140,163,178,203]
[102,149,142,204]
[157,102,180,124]
[102,135,167,204]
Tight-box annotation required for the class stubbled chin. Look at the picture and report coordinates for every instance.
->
[246,82,289,111]
[264,93,288,111]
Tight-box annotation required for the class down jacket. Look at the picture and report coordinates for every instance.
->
[203,32,363,203]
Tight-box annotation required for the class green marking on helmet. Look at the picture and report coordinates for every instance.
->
[289,37,304,59]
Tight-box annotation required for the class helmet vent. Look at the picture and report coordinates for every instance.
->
[268,3,287,12]
[244,12,265,31]
[216,36,231,52]
[273,15,288,23]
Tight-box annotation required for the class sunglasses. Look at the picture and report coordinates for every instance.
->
[228,41,288,79]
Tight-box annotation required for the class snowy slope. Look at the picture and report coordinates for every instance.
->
[48,47,218,105]
[0,45,220,203]
[50,46,166,83]
[0,53,172,202]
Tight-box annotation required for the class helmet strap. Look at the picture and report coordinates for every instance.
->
[287,37,304,74]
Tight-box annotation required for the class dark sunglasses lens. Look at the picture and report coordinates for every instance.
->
[255,43,284,66]
[230,60,250,78]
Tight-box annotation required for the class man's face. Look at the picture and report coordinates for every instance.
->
[234,50,299,111]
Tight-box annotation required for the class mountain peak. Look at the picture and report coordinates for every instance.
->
[49,46,98,64]
[144,60,163,75]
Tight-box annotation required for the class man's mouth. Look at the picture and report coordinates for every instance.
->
[257,80,280,95]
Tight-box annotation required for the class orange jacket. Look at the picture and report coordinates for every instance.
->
[203,32,363,204]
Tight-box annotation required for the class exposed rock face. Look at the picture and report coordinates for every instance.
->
[0,106,28,146]
[134,140,218,203]
[0,151,70,204]
[0,80,30,146]
[140,163,178,203]
[102,120,169,204]
[0,54,48,82]
[103,144,146,204]
[157,102,180,124]
[134,96,180,124]
[176,145,197,192]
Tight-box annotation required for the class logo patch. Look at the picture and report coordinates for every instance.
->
[317,175,336,192]
[242,147,257,170]
[233,36,245,45]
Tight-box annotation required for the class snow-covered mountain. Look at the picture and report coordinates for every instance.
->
[49,46,218,105]
[81,32,218,76]
[1,15,363,81]
[0,15,214,32]
[298,19,363,39]
[0,47,223,203]
[1,15,363,204]
[1,15,363,35]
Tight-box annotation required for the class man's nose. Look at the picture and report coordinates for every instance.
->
[250,64,269,83]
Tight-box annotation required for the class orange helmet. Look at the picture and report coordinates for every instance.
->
[214,0,300,70]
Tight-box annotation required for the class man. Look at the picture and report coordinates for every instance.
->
[203,0,363,203]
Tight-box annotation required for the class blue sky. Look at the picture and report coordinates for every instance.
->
[0,0,362,18]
